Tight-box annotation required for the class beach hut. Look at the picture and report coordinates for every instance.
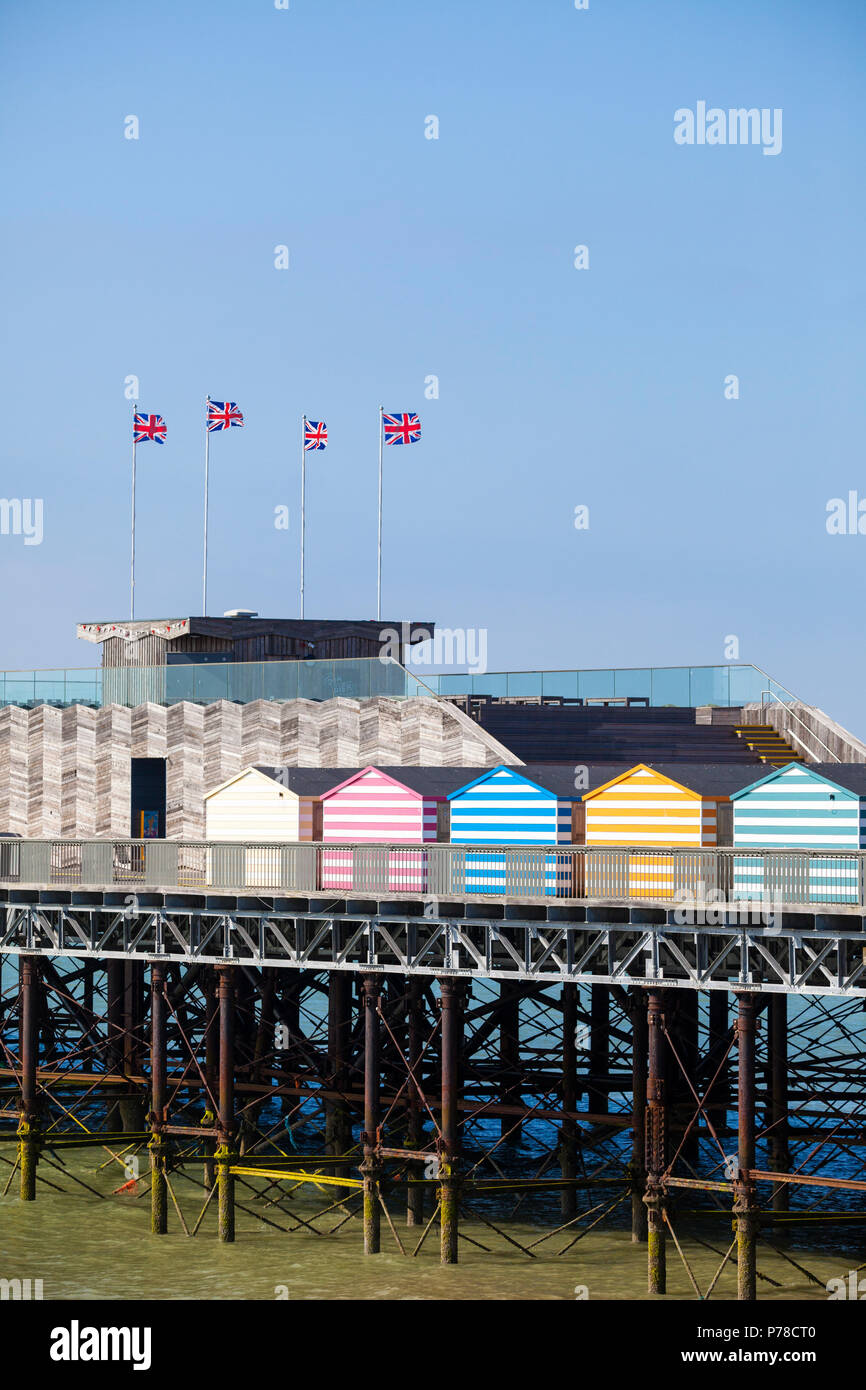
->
[204,766,323,842]
[204,765,335,888]
[730,761,866,903]
[319,765,480,892]
[447,764,583,895]
[582,763,763,898]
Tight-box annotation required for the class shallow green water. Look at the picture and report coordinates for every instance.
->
[0,1152,859,1301]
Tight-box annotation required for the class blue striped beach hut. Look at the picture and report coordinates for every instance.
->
[447,764,587,895]
[730,761,866,903]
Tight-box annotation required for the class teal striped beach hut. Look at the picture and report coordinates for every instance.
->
[730,761,866,902]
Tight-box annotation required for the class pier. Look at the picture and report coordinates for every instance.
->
[2,839,866,1298]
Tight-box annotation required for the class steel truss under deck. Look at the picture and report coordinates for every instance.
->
[1,889,865,995]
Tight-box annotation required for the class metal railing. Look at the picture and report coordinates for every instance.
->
[1,840,864,908]
[0,659,800,711]
[759,689,841,762]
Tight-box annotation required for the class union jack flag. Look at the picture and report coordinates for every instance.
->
[304,420,327,451]
[207,400,244,431]
[133,412,166,444]
[383,412,421,446]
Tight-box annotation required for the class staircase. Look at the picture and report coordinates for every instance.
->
[733,725,804,765]
[458,702,777,765]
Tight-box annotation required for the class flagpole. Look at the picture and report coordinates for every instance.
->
[202,396,210,615]
[300,416,306,620]
[130,404,137,621]
[377,405,383,621]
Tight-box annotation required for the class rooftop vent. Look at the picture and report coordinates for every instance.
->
[222,609,258,618]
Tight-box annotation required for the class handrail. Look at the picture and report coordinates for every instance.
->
[759,690,840,762]
[1,839,863,909]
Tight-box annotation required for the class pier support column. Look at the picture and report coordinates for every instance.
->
[149,962,167,1234]
[560,983,578,1220]
[499,981,522,1140]
[589,984,609,1114]
[121,960,146,1132]
[105,959,124,1131]
[630,987,648,1242]
[708,990,730,1122]
[361,973,381,1255]
[406,976,425,1226]
[439,976,462,1264]
[18,956,40,1201]
[82,959,95,1070]
[326,971,352,1172]
[277,972,302,1120]
[768,994,789,1212]
[216,965,236,1243]
[644,989,666,1293]
[671,991,699,1164]
[203,968,218,1190]
[735,992,758,1301]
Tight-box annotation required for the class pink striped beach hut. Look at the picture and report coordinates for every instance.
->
[319,766,442,892]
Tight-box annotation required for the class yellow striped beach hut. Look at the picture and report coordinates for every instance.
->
[582,763,762,898]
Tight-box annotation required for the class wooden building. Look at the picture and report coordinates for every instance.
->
[76,615,436,705]
[77,615,436,668]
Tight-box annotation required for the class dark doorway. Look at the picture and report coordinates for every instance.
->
[131,758,166,839]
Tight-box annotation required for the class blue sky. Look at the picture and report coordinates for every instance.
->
[1,1,865,729]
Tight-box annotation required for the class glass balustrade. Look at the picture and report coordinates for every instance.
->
[0,660,796,709]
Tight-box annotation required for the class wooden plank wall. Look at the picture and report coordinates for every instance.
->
[0,696,514,840]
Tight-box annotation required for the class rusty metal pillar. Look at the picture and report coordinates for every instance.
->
[361,973,381,1254]
[252,966,276,1083]
[406,975,425,1225]
[149,962,168,1234]
[708,989,730,1119]
[630,987,648,1242]
[121,960,146,1132]
[735,992,757,1301]
[768,994,789,1212]
[644,988,666,1293]
[326,971,352,1172]
[18,956,40,1201]
[105,959,124,1131]
[439,976,462,1264]
[278,971,301,1116]
[216,965,236,1243]
[499,981,522,1140]
[589,983,609,1114]
[670,990,699,1164]
[82,959,95,1070]
[560,983,578,1219]
[203,968,218,1189]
